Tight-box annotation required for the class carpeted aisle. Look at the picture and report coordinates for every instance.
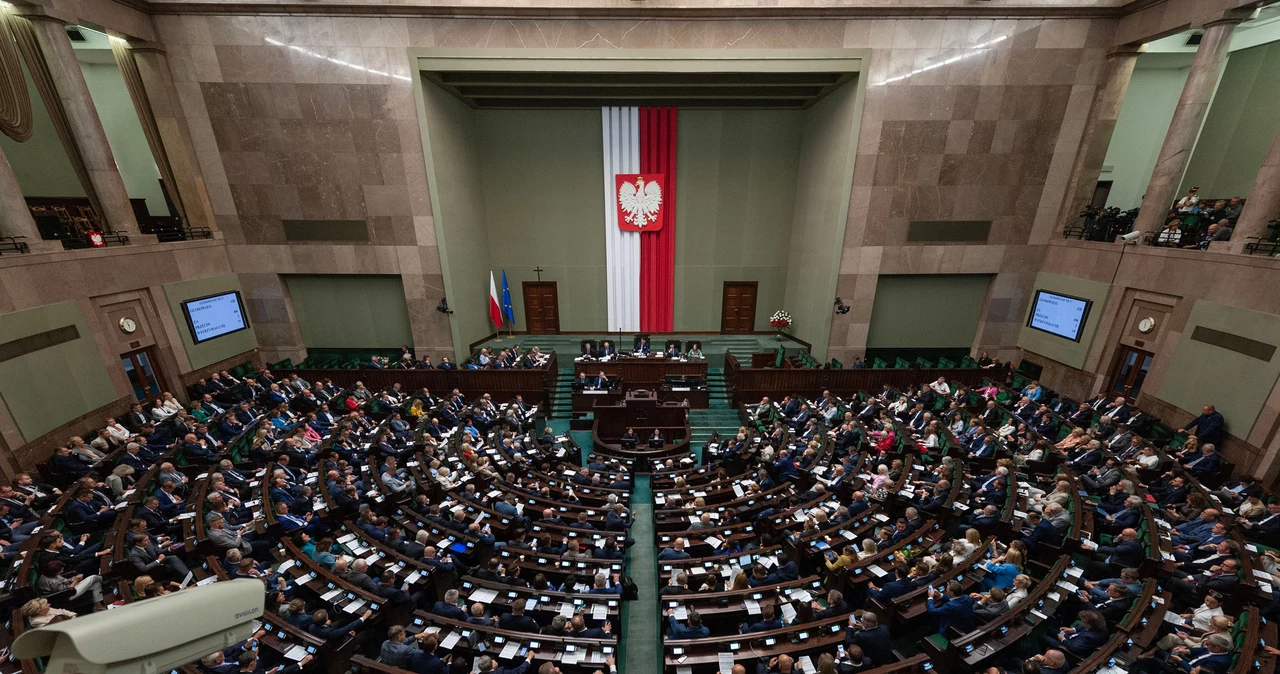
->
[621,476,659,674]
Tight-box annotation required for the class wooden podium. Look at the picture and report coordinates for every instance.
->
[590,389,691,468]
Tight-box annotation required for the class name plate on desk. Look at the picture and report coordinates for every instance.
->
[584,390,609,395]
[672,387,691,391]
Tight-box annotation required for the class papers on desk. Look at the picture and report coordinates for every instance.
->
[791,589,813,603]
[321,589,344,602]
[673,606,689,621]
[469,588,499,604]
[704,536,723,550]
[867,565,889,578]
[953,502,970,511]
[559,603,575,618]
[499,642,520,660]
[403,570,423,585]
[277,559,296,574]
[342,599,366,614]
[1065,567,1084,578]
[1047,592,1061,602]
[798,656,817,674]
[1055,580,1078,593]
[562,650,583,666]
[1029,608,1049,622]
[440,632,461,650]
[1079,539,1098,550]
[719,654,736,674]
[873,513,890,522]
[592,604,607,621]
[283,645,309,662]
[197,575,219,587]
[744,599,762,615]
[759,555,778,569]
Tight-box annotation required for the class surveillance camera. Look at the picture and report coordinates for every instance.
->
[15,579,264,674]
[1120,231,1141,243]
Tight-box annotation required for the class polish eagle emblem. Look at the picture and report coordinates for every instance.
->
[616,174,664,232]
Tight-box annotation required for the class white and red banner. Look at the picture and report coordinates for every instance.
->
[488,270,503,328]
[602,107,677,332]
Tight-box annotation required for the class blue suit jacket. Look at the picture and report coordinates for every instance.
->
[926,595,974,635]
[1099,539,1144,567]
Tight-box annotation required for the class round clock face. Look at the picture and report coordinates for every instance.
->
[119,317,137,334]
[1138,317,1155,334]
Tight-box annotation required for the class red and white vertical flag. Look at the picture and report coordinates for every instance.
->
[488,270,503,328]
[602,106,677,333]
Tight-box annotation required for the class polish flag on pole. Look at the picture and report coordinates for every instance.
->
[488,271,504,328]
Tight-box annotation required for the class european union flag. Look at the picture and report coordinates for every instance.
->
[501,269,515,324]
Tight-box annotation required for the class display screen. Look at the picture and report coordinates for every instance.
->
[1026,290,1091,342]
[182,291,249,344]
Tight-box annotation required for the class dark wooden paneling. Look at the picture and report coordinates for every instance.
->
[726,352,1002,405]
[573,359,707,387]
[279,353,557,408]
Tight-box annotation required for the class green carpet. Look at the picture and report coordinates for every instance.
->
[621,479,657,674]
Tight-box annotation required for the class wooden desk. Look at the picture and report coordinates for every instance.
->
[574,357,708,388]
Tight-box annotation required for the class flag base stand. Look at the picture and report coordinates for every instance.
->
[493,334,504,342]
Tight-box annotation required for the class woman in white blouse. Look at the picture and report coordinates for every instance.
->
[1005,574,1031,608]
[104,417,130,446]
[161,392,184,416]
[921,428,941,450]
[888,396,910,415]
[857,538,878,560]
[150,397,173,421]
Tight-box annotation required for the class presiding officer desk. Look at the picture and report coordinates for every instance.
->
[573,355,709,409]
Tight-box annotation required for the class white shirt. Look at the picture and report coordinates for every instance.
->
[1006,587,1028,608]
[1138,454,1160,468]
[930,381,951,395]
[1191,603,1224,631]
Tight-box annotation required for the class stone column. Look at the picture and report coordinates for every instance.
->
[1054,47,1142,237]
[1132,18,1240,236]
[26,15,138,233]
[1227,124,1280,253]
[129,44,218,233]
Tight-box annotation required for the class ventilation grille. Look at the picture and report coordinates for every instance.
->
[906,221,992,243]
[0,325,81,364]
[1190,326,1276,362]
[282,220,370,243]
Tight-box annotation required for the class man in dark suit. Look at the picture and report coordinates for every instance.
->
[925,581,974,635]
[1019,511,1062,547]
[1181,405,1226,449]
[846,612,893,666]
[1084,582,1131,624]
[1093,527,1144,571]
[1041,611,1108,657]
[497,603,539,633]
[865,567,915,606]
[1180,444,1223,477]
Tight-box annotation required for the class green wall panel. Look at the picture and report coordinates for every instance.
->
[285,275,413,350]
[867,275,992,349]
[674,109,801,331]
[1017,272,1112,370]
[784,82,860,357]
[1179,42,1280,200]
[476,110,606,333]
[1101,54,1192,210]
[0,301,116,443]
[81,59,167,216]
[163,274,259,370]
[420,80,492,356]
[0,64,86,200]
[1159,300,1280,439]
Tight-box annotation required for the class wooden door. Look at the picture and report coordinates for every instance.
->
[121,347,166,402]
[1106,345,1154,403]
[522,282,561,334]
[720,281,758,334]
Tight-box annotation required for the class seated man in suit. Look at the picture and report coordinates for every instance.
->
[1091,527,1145,573]
[1018,511,1062,547]
[1180,444,1222,477]
[926,581,974,635]
[600,340,616,357]
[846,612,894,666]
[580,340,597,358]
[666,608,709,639]
[664,342,681,358]
[636,337,651,354]
[1041,611,1108,657]
[649,429,665,448]
[1145,633,1233,674]
[657,537,691,561]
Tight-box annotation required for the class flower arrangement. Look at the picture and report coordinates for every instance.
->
[769,310,793,329]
